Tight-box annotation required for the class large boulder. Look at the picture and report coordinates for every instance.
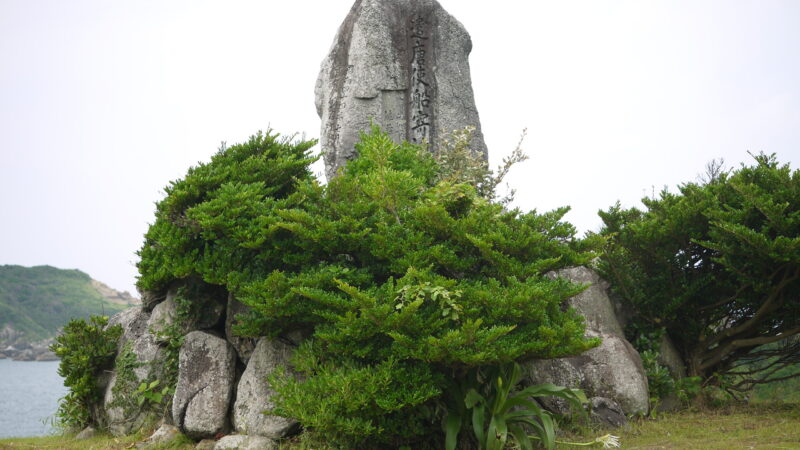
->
[589,397,627,428]
[316,0,487,180]
[139,290,166,312]
[232,337,300,438]
[148,287,226,342]
[172,331,236,440]
[526,332,648,416]
[524,267,649,416]
[136,424,183,449]
[106,306,150,351]
[75,426,97,440]
[101,307,167,435]
[214,435,278,450]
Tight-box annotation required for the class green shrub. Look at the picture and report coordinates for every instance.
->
[599,153,800,393]
[137,126,600,447]
[50,315,122,429]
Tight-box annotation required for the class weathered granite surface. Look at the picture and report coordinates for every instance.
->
[316,0,487,179]
[232,337,299,438]
[524,267,650,417]
[102,307,166,435]
[148,287,225,342]
[172,331,236,440]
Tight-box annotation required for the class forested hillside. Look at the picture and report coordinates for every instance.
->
[0,265,136,343]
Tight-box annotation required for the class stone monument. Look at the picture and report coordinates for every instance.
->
[315,0,488,180]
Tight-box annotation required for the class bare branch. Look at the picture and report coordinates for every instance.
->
[697,158,727,184]
[700,327,800,372]
[702,269,798,351]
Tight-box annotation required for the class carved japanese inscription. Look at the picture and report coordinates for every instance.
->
[409,14,433,146]
[316,0,488,180]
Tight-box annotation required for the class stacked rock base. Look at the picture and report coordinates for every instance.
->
[95,284,300,447]
[94,266,650,447]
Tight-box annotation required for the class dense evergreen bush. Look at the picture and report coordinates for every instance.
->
[50,315,122,429]
[137,126,599,447]
[599,153,800,395]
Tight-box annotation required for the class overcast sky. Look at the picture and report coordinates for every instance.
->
[1,0,799,296]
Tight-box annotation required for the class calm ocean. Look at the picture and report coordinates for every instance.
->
[0,359,68,438]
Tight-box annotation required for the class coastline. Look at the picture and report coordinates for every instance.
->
[0,338,58,361]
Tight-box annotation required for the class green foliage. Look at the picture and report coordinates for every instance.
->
[0,265,129,342]
[106,339,174,425]
[50,315,122,429]
[269,354,442,446]
[675,376,703,404]
[137,130,318,292]
[148,286,193,415]
[640,352,674,405]
[394,277,463,322]
[434,126,529,204]
[137,125,599,446]
[599,153,800,390]
[108,342,143,416]
[444,362,587,450]
[752,371,800,403]
[630,330,676,406]
[134,380,170,407]
[632,330,704,409]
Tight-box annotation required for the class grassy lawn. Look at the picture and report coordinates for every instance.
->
[2,403,799,449]
[0,430,194,450]
[569,402,800,449]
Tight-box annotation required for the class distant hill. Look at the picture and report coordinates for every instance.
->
[0,265,138,343]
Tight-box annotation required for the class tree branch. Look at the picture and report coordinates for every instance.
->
[700,327,800,372]
[702,268,798,351]
[697,284,748,312]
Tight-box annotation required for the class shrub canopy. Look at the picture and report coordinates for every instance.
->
[599,153,800,393]
[137,127,598,446]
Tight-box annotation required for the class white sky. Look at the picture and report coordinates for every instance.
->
[1,0,799,295]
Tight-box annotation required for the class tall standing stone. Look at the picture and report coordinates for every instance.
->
[316,0,488,180]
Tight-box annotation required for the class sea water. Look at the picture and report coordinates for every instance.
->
[0,359,68,438]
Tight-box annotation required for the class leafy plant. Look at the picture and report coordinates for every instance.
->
[50,315,122,429]
[599,153,800,391]
[137,125,600,446]
[149,285,196,413]
[674,376,703,404]
[629,330,676,407]
[394,276,463,322]
[107,342,143,417]
[640,349,674,408]
[134,380,172,407]
[444,362,587,450]
[434,126,529,204]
